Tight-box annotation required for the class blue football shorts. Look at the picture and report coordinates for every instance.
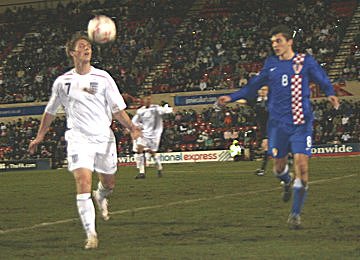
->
[267,119,313,158]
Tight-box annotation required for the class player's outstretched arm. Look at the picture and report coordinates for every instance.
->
[29,112,55,154]
[328,95,340,110]
[159,104,174,114]
[113,110,142,140]
[216,66,269,108]
[217,95,232,106]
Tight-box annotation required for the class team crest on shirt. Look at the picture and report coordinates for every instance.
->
[90,82,99,94]
[84,82,98,94]
[292,53,305,74]
[112,104,120,112]
[272,148,278,157]
[292,64,303,74]
[72,154,79,163]
[90,82,98,91]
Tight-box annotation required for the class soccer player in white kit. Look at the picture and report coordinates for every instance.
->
[132,95,173,179]
[28,33,141,249]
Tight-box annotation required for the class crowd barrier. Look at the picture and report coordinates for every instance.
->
[1,144,358,171]
[311,143,360,157]
[118,150,235,166]
[118,143,360,166]
[0,159,51,172]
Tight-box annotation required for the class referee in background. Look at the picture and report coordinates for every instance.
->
[254,86,269,176]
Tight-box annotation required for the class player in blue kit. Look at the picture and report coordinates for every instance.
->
[217,25,339,228]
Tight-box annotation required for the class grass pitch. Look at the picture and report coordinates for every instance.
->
[0,157,359,259]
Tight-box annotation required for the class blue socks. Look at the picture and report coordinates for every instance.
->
[291,178,308,216]
[274,165,308,217]
[275,164,291,184]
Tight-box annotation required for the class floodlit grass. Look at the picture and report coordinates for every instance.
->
[0,157,359,259]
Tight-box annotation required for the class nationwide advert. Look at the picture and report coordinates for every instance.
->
[117,144,360,166]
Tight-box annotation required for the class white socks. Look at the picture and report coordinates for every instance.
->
[145,152,151,167]
[134,153,140,169]
[97,181,113,199]
[76,193,96,238]
[154,155,163,170]
[138,153,145,174]
[136,153,162,172]
[274,164,289,176]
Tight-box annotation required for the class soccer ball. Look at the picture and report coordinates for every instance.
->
[87,15,116,44]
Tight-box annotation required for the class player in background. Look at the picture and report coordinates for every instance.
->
[254,86,293,176]
[252,86,295,176]
[253,86,294,176]
[217,25,339,228]
[132,95,173,179]
[131,120,147,169]
[28,33,141,249]
[253,86,269,176]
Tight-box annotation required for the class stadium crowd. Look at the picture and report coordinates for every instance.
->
[152,0,348,93]
[0,99,359,164]
[0,0,359,166]
[0,0,357,103]
[0,0,192,104]
[341,33,360,81]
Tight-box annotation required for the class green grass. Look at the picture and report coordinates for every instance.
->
[0,157,359,259]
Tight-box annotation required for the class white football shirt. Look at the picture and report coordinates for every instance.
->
[45,66,126,138]
[132,104,172,139]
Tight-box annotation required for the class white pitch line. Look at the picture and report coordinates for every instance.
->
[0,174,356,235]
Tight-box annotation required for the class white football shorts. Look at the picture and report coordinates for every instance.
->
[132,139,140,153]
[135,136,161,152]
[65,129,117,174]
